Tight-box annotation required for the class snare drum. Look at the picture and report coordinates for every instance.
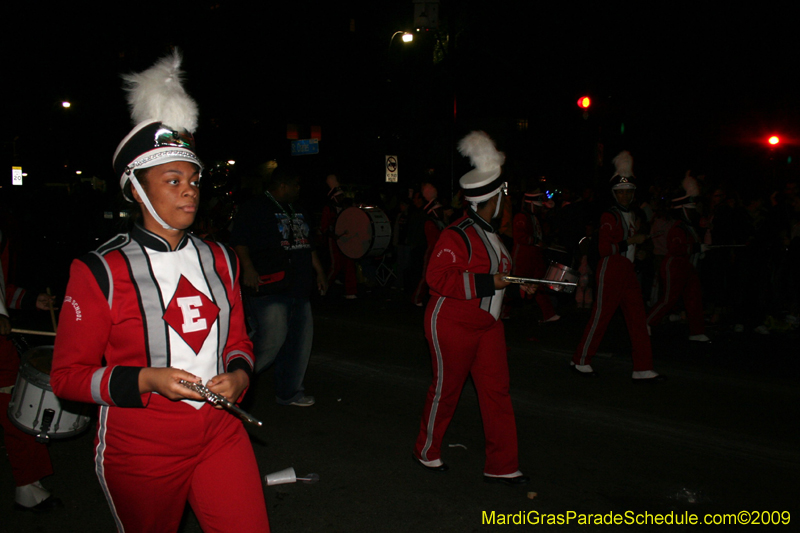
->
[335,206,392,259]
[544,262,579,294]
[7,346,91,442]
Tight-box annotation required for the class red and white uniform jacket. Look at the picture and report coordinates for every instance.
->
[597,206,638,271]
[51,224,254,409]
[426,211,511,324]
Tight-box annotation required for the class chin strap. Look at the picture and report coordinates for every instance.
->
[492,191,503,219]
[127,171,178,231]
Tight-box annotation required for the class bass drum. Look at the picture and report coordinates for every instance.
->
[7,346,92,442]
[335,206,392,259]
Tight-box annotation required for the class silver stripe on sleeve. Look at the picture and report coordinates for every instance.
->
[421,296,446,461]
[463,273,472,299]
[226,349,254,370]
[90,367,110,406]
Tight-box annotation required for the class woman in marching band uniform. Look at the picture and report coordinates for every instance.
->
[50,52,269,532]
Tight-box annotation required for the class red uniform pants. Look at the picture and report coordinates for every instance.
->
[414,300,520,475]
[96,395,269,533]
[647,257,705,335]
[573,257,653,371]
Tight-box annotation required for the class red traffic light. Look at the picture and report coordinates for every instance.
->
[577,96,591,109]
[768,135,780,146]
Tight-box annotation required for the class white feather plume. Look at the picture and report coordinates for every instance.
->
[682,171,700,197]
[458,131,505,171]
[612,150,634,178]
[122,49,198,132]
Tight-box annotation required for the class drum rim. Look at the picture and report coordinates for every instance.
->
[335,206,390,259]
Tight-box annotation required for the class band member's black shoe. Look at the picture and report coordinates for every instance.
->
[484,474,530,486]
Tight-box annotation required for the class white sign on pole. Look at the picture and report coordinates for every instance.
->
[12,167,23,186]
[385,155,398,183]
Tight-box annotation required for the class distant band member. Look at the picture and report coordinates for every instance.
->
[512,190,559,323]
[647,173,710,342]
[572,151,663,381]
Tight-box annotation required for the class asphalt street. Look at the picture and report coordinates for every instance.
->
[3,286,799,532]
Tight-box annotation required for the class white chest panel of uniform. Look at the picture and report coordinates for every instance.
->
[146,243,220,409]
[621,211,636,263]
[486,231,510,320]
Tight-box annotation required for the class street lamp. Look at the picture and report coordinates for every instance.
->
[390,31,414,46]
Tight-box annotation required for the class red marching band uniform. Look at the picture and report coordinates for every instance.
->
[572,207,655,372]
[414,212,520,475]
[413,131,528,483]
[571,151,660,379]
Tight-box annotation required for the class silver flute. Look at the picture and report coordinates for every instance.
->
[503,276,577,286]
[179,379,263,427]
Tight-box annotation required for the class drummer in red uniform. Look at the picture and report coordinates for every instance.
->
[512,190,560,323]
[0,227,61,512]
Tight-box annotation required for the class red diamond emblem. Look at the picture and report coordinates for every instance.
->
[163,275,220,354]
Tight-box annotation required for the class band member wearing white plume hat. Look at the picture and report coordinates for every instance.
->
[571,151,663,381]
[51,50,270,531]
[413,131,533,484]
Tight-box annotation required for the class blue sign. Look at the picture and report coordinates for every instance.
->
[291,139,319,156]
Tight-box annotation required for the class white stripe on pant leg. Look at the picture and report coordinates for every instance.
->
[647,257,673,324]
[421,297,445,461]
[579,258,608,364]
[95,406,125,533]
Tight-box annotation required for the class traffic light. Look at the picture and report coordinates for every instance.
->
[768,135,780,146]
[577,96,591,109]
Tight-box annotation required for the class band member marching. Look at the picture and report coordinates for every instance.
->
[50,51,270,532]
[412,131,534,484]
[647,172,710,342]
[571,151,663,381]
[512,190,560,323]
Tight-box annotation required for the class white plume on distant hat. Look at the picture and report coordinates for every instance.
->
[612,150,634,179]
[681,171,700,197]
[458,131,506,203]
[672,170,700,209]
[123,49,198,133]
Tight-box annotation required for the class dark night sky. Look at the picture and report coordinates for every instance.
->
[5,1,799,193]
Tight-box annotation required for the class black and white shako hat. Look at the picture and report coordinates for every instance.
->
[112,50,203,230]
[457,131,506,207]
[609,150,636,191]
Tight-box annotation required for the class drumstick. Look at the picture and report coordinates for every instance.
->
[11,328,57,337]
[47,287,57,333]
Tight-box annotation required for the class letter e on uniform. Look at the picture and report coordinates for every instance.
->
[177,296,207,333]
